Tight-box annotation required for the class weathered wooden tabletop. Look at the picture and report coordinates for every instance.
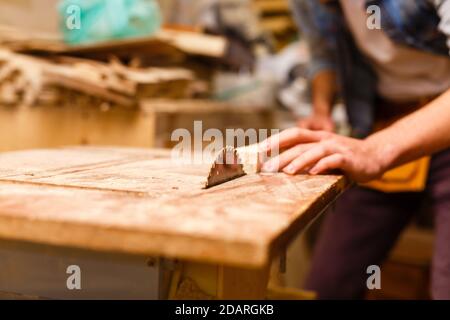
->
[0,147,348,268]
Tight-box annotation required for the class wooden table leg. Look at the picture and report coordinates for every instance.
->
[170,262,271,300]
[217,265,270,300]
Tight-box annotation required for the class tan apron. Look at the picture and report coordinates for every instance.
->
[360,97,435,193]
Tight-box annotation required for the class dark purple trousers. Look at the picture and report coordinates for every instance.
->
[305,148,450,299]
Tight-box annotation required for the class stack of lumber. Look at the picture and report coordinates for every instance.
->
[0,26,232,107]
[0,49,194,107]
[0,24,232,106]
[0,26,227,61]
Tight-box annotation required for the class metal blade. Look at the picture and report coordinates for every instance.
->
[204,146,246,189]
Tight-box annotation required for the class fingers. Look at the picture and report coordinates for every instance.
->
[260,127,328,154]
[309,154,346,175]
[321,121,335,133]
[283,143,337,175]
[261,143,315,173]
[297,115,335,132]
[297,119,312,129]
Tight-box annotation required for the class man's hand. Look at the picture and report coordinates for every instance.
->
[260,128,391,183]
[297,113,335,132]
[300,70,337,132]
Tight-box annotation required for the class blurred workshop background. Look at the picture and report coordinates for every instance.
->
[0,0,434,299]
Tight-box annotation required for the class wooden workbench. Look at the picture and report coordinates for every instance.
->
[0,147,348,299]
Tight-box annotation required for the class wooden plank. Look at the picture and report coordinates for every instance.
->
[14,158,211,194]
[217,265,270,299]
[0,101,274,152]
[49,29,227,59]
[0,1,60,38]
[156,29,227,58]
[260,17,296,34]
[0,104,160,152]
[2,27,227,59]
[0,147,348,268]
[254,0,290,14]
[0,50,195,107]
[140,99,271,114]
[0,147,157,179]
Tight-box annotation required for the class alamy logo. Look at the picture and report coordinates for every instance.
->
[367,5,381,30]
[366,265,381,290]
[170,121,279,165]
[66,265,81,290]
[66,5,81,30]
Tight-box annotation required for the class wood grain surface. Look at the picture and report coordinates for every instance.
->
[0,147,348,268]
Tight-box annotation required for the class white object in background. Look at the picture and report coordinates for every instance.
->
[256,41,310,84]
[213,71,277,109]
[278,77,311,117]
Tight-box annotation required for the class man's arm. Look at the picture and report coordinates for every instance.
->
[298,70,337,131]
[368,88,450,169]
[290,0,338,131]
[260,89,450,182]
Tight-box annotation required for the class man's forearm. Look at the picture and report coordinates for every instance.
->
[311,70,337,116]
[367,89,450,171]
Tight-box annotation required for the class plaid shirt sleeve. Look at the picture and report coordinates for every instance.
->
[289,0,338,80]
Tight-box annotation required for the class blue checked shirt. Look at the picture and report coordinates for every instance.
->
[289,0,450,137]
